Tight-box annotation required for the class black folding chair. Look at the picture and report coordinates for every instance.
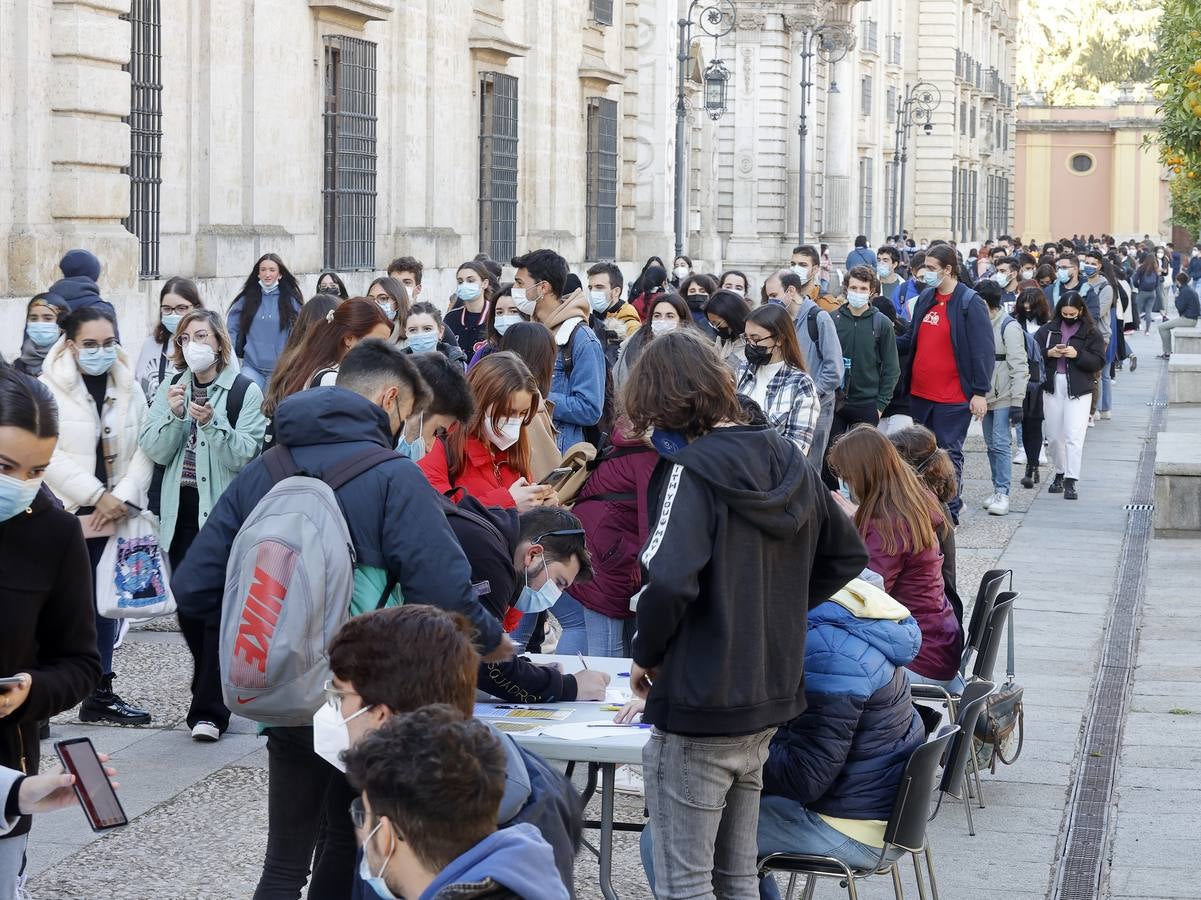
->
[758,725,959,900]
[930,680,995,836]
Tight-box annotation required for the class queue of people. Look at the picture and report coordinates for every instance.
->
[0,231,1156,900]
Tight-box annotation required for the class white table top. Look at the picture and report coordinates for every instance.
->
[483,654,650,765]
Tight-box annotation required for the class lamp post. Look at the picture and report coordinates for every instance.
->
[890,82,941,237]
[796,22,853,247]
[674,0,735,259]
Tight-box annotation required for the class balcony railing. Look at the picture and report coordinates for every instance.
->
[862,19,878,53]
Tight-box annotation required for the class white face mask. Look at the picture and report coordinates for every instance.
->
[724,286,745,298]
[650,319,677,336]
[482,413,523,451]
[588,290,611,314]
[183,343,218,373]
[494,314,522,335]
[791,264,811,284]
[312,700,373,773]
[846,291,871,309]
[511,287,539,317]
[673,265,690,281]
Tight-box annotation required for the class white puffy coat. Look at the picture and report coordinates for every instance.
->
[39,340,154,512]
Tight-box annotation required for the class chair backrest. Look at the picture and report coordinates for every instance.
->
[883,724,960,851]
[971,592,1017,682]
[962,569,1010,669]
[937,680,995,796]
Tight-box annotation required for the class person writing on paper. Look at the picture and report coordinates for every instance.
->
[0,368,104,898]
[39,306,154,726]
[320,606,581,898]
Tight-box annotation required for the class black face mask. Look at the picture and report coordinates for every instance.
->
[715,326,734,341]
[687,293,708,311]
[744,344,773,367]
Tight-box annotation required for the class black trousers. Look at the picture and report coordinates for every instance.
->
[821,401,881,490]
[170,488,229,732]
[253,725,359,900]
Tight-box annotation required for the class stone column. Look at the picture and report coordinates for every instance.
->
[820,53,855,263]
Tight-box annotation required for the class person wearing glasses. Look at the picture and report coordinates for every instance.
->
[134,277,203,404]
[138,308,266,743]
[40,306,154,725]
[736,304,821,454]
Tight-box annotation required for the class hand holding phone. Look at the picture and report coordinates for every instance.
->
[55,738,128,831]
[0,674,31,719]
[538,466,573,487]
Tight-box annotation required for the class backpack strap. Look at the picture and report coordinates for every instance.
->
[559,319,583,378]
[263,445,300,484]
[226,373,252,429]
[159,348,170,384]
[806,308,821,353]
[323,446,400,491]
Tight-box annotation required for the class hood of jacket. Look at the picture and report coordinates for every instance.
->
[273,386,393,449]
[543,288,592,330]
[60,248,102,281]
[48,276,102,305]
[421,823,568,900]
[494,728,532,823]
[670,424,812,540]
[812,579,923,668]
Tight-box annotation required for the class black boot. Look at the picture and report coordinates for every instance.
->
[1021,464,1038,489]
[1064,478,1079,500]
[79,674,151,725]
[1048,473,1064,494]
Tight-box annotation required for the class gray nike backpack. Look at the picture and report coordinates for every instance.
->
[219,444,398,726]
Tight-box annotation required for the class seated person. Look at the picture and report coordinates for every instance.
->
[446,501,611,703]
[345,706,569,900]
[635,579,925,899]
[327,606,583,897]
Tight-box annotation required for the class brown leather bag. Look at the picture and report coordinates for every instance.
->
[526,401,562,483]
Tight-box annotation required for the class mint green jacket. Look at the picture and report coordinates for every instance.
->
[137,364,267,550]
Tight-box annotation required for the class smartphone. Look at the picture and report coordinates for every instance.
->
[55,737,127,832]
[0,676,25,689]
[539,466,573,487]
[1047,330,1062,349]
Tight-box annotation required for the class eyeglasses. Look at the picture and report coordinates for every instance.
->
[745,334,776,348]
[161,304,193,316]
[322,678,358,711]
[76,339,119,350]
[178,331,212,346]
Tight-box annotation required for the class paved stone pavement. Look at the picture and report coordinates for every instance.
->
[22,330,1195,900]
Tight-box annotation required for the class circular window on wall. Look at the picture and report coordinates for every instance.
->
[1069,153,1095,174]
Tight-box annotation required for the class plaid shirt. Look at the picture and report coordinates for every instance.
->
[736,362,821,453]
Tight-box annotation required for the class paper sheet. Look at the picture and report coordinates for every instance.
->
[474,704,573,722]
[491,720,547,734]
[539,722,649,741]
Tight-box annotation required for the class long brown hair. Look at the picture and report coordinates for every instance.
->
[170,309,234,373]
[746,304,807,371]
[156,276,203,345]
[263,298,390,417]
[445,352,539,482]
[888,425,957,505]
[499,322,556,397]
[827,424,939,555]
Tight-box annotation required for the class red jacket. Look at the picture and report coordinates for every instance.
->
[418,434,522,508]
[862,511,962,681]
[569,426,659,620]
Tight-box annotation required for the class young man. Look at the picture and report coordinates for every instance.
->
[512,249,604,451]
[992,256,1020,311]
[791,244,840,309]
[876,245,906,317]
[898,244,995,522]
[1187,245,1201,293]
[1082,249,1115,419]
[845,235,877,271]
[173,340,511,899]
[586,261,640,363]
[1159,272,1200,359]
[328,606,582,896]
[764,269,844,463]
[623,329,867,899]
[1047,253,1098,322]
[827,266,900,486]
[395,352,475,462]
[345,706,570,900]
[976,281,1027,517]
[386,256,424,303]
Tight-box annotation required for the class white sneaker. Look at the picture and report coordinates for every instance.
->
[987,494,1010,516]
[613,765,644,796]
[1088,415,1096,427]
[1013,449,1027,465]
[191,721,221,742]
[982,493,998,510]
[1039,448,1048,465]
[1100,411,1111,420]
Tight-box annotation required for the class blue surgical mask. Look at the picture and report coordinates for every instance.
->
[358,822,399,900]
[494,314,522,335]
[26,322,61,348]
[791,264,811,283]
[846,291,871,309]
[396,414,427,461]
[0,473,43,522]
[838,478,856,503]
[921,271,941,288]
[377,301,397,321]
[456,281,482,303]
[77,345,117,376]
[588,290,611,314]
[993,272,1011,287]
[876,263,892,279]
[1082,264,1098,278]
[515,555,562,613]
[407,332,439,354]
[1057,269,1073,284]
[161,314,183,334]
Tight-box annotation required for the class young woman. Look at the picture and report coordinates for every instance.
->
[613,293,691,389]
[670,255,693,289]
[629,261,668,320]
[1013,285,1051,334]
[134,277,203,403]
[263,298,392,424]
[444,261,493,354]
[469,285,524,368]
[138,309,267,742]
[39,306,154,725]
[499,322,561,482]
[736,304,820,454]
[888,425,964,625]
[226,252,304,389]
[365,276,410,332]
[316,271,349,300]
[1132,252,1163,333]
[0,369,103,891]
[13,293,68,378]
[678,273,719,337]
[827,424,962,691]
[405,302,469,369]
[1035,293,1106,500]
[260,294,340,422]
[705,289,748,375]
[718,269,752,305]
[417,351,556,511]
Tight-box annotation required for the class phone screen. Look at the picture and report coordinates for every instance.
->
[539,467,573,487]
[56,738,127,831]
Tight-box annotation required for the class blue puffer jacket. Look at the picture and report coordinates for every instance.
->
[763,582,925,822]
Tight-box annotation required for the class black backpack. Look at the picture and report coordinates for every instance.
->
[147,372,253,516]
[559,319,615,447]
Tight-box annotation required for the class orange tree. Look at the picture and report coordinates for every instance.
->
[1155,0,1201,232]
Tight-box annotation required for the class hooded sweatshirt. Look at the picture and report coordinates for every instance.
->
[633,424,868,735]
[420,823,570,900]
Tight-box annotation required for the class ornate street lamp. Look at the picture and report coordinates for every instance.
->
[703,58,731,120]
[890,81,942,236]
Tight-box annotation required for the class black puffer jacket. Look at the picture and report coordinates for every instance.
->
[1034,317,1106,399]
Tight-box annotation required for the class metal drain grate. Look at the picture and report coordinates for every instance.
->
[1052,365,1168,899]
[1145,400,1168,407]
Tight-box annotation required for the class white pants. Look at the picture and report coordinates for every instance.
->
[1043,373,1090,480]
[878,414,914,436]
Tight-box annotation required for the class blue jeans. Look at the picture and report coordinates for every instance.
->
[642,727,774,899]
[909,397,972,522]
[1099,365,1112,412]
[510,592,588,656]
[980,409,1012,495]
[581,606,635,658]
[1136,290,1157,329]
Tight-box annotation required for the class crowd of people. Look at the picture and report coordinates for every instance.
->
[0,229,1175,899]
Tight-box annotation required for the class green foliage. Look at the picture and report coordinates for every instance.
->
[1151,0,1201,233]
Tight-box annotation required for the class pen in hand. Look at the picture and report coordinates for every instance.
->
[577,652,589,671]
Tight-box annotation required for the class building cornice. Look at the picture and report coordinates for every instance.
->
[1017,119,1160,133]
